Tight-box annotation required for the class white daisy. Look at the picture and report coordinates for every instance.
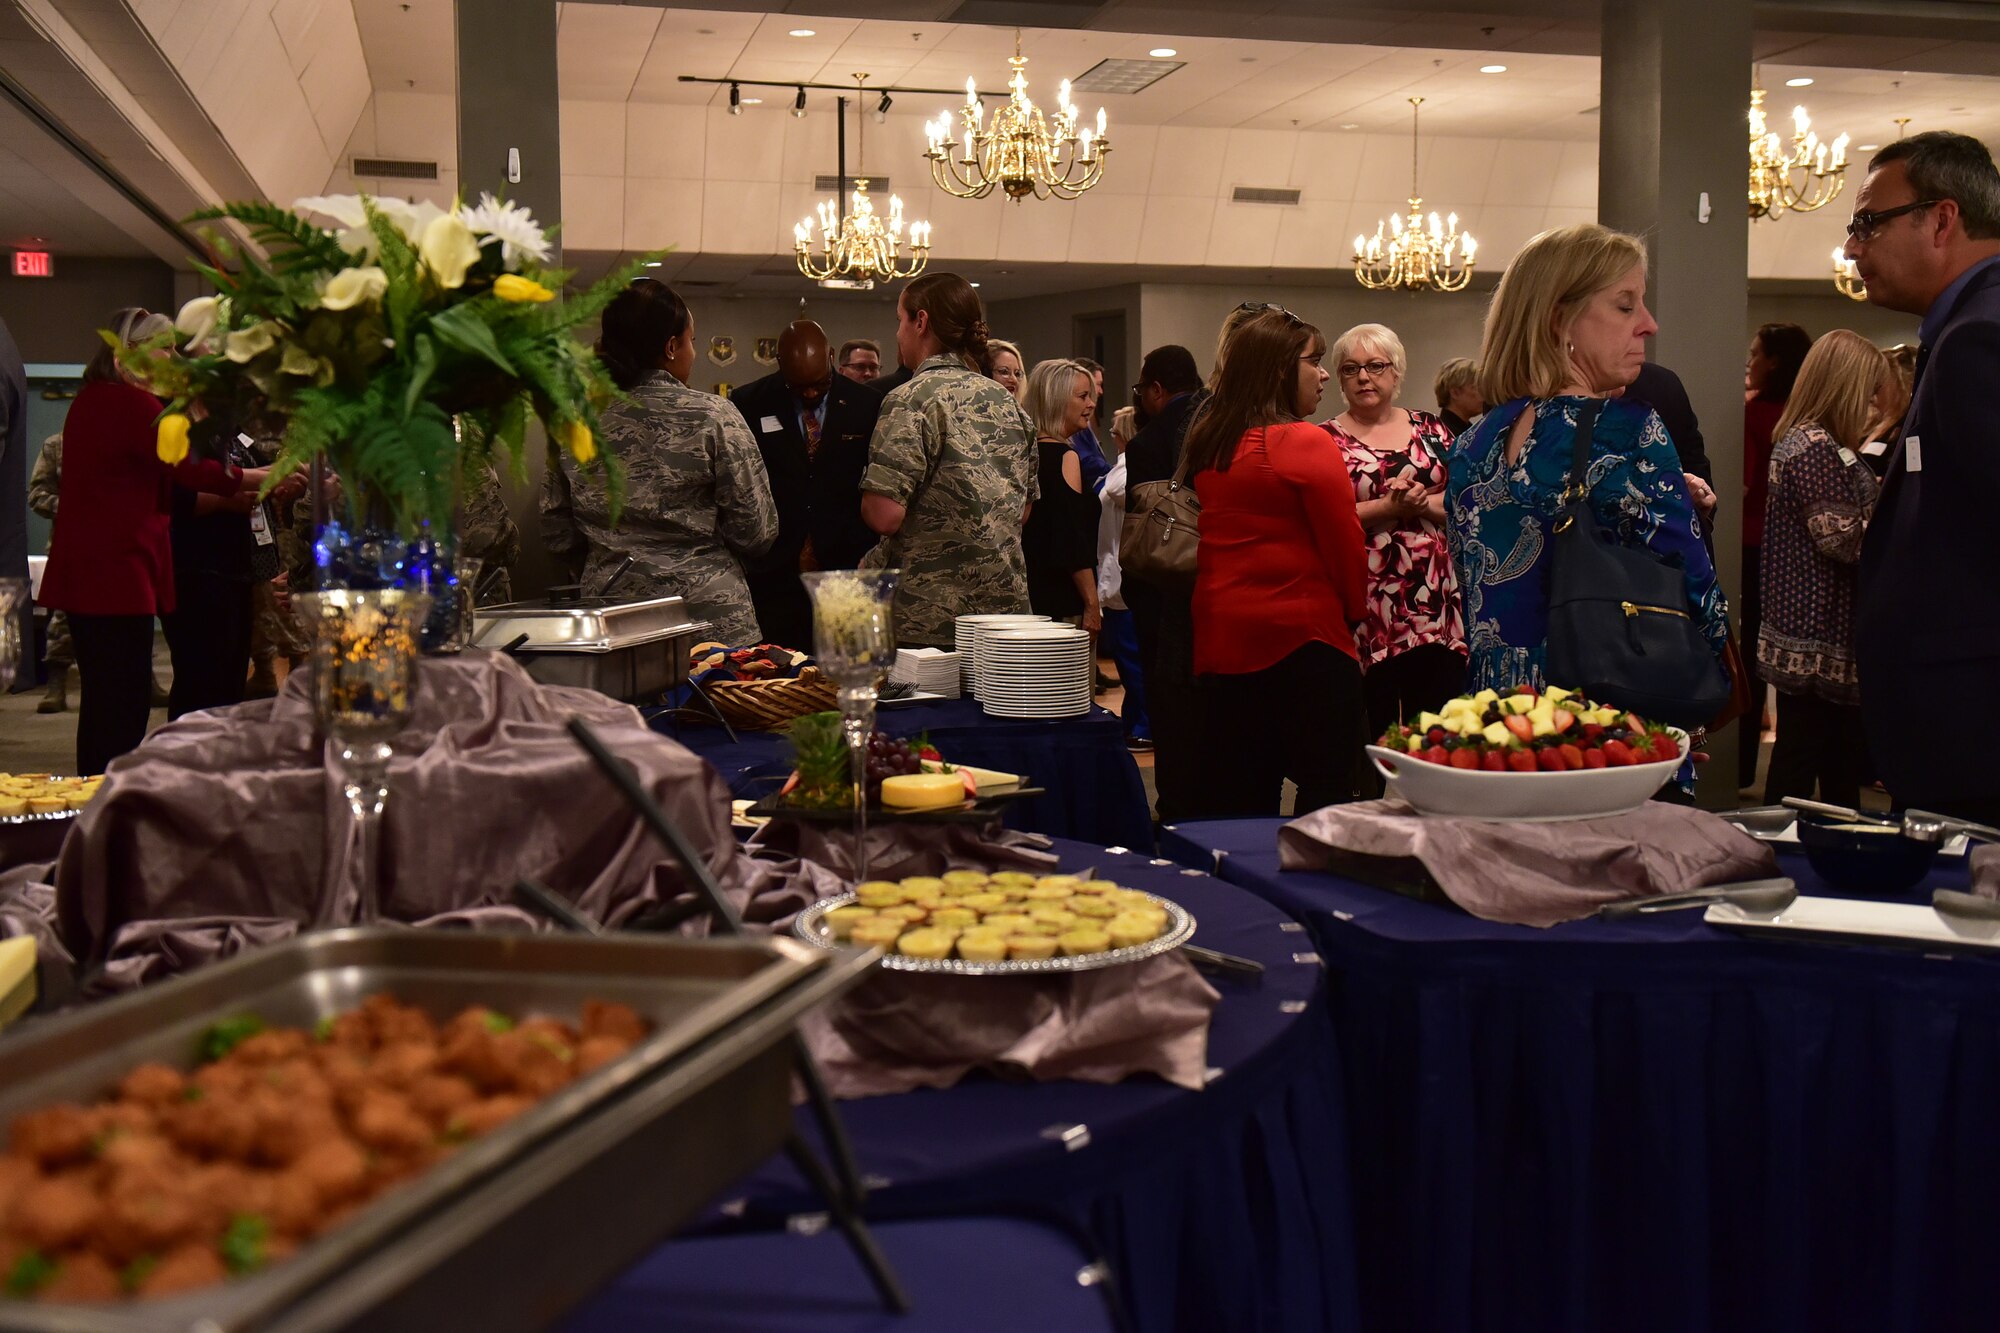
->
[458,191,551,268]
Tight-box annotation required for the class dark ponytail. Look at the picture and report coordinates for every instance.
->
[596,278,691,391]
[899,272,988,370]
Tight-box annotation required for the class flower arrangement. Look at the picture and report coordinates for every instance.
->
[119,192,654,532]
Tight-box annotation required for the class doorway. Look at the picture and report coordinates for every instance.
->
[1071,311,1128,431]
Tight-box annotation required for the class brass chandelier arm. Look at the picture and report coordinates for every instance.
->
[796,75,932,285]
[922,31,1109,202]
[1352,97,1475,292]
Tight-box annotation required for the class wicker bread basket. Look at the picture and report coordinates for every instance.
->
[703,668,839,730]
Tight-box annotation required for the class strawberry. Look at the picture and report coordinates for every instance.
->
[1582,748,1608,769]
[1504,749,1536,773]
[1449,748,1482,770]
[919,745,943,762]
[1649,733,1680,763]
[1625,712,1649,734]
[1536,747,1566,772]
[1581,723,1605,741]
[1504,714,1535,742]
[1558,743,1585,770]
[1551,708,1576,733]
[1601,739,1635,766]
[1481,750,1508,772]
[1424,745,1451,766]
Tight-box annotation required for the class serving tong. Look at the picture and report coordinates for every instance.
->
[1597,877,1798,918]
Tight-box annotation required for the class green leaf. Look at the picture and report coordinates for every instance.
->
[404,332,438,419]
[220,1214,270,1276]
[427,302,516,376]
[480,1009,514,1033]
[5,1250,56,1298]
[198,1013,265,1062]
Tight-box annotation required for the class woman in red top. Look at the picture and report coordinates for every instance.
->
[1186,308,1369,817]
[1738,322,1811,787]
[39,310,261,774]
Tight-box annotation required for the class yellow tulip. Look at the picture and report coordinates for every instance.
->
[493,274,555,303]
[156,413,191,465]
[558,419,596,464]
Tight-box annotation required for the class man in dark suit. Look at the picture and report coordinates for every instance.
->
[1122,344,1206,823]
[1850,131,2000,821]
[729,320,881,649]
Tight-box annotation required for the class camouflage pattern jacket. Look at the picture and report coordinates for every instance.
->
[27,433,60,520]
[860,354,1038,646]
[542,369,777,644]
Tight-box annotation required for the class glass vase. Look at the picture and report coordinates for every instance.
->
[297,589,430,923]
[801,569,900,881]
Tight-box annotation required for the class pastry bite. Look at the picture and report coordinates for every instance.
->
[879,904,928,925]
[849,920,903,950]
[1026,883,1076,901]
[1069,896,1117,919]
[929,908,979,931]
[899,876,947,896]
[1106,918,1159,950]
[1058,928,1112,956]
[940,870,989,888]
[958,892,1009,913]
[896,928,955,960]
[988,872,1037,888]
[979,913,1032,934]
[825,906,875,940]
[955,931,1009,962]
[1005,934,1059,960]
[1027,906,1077,928]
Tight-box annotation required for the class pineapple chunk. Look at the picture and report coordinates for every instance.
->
[1406,735,1425,753]
[1543,686,1573,703]
[1415,711,1444,731]
[1472,688,1499,707]
[1481,721,1511,746]
[1439,698,1475,718]
[1529,701,1558,737]
[1498,694,1534,715]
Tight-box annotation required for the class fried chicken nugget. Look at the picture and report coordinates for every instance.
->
[116,1064,187,1111]
[580,1000,648,1044]
[368,1040,439,1091]
[93,1164,204,1263]
[448,1094,534,1139]
[347,1090,432,1157]
[9,1104,99,1169]
[9,1172,100,1250]
[134,1242,227,1298]
[35,1250,122,1304]
[290,1138,367,1207]
[574,1035,635,1075]
[163,1095,258,1162]
[405,1074,479,1131]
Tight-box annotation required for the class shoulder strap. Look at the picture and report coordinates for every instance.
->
[1563,398,1605,506]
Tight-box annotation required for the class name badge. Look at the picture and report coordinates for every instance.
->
[248,506,275,546]
[1905,435,1922,473]
[759,415,783,434]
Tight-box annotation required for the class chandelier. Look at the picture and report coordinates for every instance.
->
[1748,85,1850,220]
[923,33,1108,200]
[796,75,931,288]
[1353,98,1476,292]
[1832,248,1866,300]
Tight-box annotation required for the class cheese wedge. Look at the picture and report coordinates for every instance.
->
[880,772,967,810]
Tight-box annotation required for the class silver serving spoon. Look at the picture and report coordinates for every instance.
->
[1597,877,1798,919]
[1782,797,2000,847]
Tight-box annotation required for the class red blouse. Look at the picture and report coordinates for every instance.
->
[1192,422,1368,676]
[1743,396,1784,548]
[39,381,243,617]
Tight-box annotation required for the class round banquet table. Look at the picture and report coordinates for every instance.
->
[1160,817,2000,1333]
[686,840,1358,1333]
[648,698,1153,848]
[563,1215,1121,1333]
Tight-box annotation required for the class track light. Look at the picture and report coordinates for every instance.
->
[792,86,807,118]
[876,91,892,122]
[729,82,741,115]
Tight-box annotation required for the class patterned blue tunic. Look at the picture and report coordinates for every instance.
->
[1445,395,1730,695]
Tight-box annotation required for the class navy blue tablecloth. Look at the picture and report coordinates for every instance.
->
[701,841,1357,1333]
[564,1216,1119,1333]
[650,697,1153,847]
[1162,817,2000,1333]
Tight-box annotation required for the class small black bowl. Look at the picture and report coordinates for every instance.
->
[1795,817,1939,897]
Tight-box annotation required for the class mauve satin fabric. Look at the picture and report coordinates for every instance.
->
[1279,799,1780,927]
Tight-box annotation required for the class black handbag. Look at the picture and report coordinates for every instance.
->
[1543,399,1732,730]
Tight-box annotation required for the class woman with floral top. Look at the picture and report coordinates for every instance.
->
[1321,323,1468,736]
[1757,330,1889,807]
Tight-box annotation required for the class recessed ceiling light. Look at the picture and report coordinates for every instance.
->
[644,261,662,268]
[789,28,815,38]
[970,281,981,288]
[1480,64,1507,74]
[1340,122,1359,130]
[1149,48,1177,58]
[741,97,762,104]
[1857,142,1879,151]
[1785,76,1814,87]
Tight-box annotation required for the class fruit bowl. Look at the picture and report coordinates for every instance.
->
[1365,728,1689,821]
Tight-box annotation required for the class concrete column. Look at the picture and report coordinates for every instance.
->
[1598,0,1752,807]
[455,0,562,595]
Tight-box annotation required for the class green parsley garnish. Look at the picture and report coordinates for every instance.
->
[198,1013,265,1062]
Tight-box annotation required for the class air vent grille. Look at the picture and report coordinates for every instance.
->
[1070,58,1183,95]
[352,157,438,180]
[1232,186,1301,205]
[814,174,891,193]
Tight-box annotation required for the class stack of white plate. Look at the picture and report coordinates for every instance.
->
[953,614,1050,695]
[890,647,961,699]
[977,624,1093,718]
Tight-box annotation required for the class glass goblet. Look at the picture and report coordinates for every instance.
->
[801,569,901,880]
[297,588,430,923]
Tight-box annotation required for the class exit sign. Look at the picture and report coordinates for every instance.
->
[12,251,52,278]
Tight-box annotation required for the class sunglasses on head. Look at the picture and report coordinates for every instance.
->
[1235,300,1303,325]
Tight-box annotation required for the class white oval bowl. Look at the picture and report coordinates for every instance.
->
[1364,729,1689,821]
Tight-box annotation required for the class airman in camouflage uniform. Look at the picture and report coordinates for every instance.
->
[27,434,71,711]
[860,353,1039,647]
[458,461,520,605]
[542,369,777,644]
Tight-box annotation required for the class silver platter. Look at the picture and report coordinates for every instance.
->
[792,891,1196,976]
[0,808,79,828]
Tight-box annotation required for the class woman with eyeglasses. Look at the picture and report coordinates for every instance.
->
[1321,323,1467,737]
[1184,308,1369,817]
[982,339,1026,401]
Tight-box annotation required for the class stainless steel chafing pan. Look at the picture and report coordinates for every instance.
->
[471,595,711,701]
[0,927,868,1333]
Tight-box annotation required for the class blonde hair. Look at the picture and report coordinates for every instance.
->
[1023,358,1091,439]
[1477,224,1649,404]
[1212,302,1278,384]
[1331,323,1407,381]
[1775,330,1892,451]
[1433,356,1477,411]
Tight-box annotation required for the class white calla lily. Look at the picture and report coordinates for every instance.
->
[174,295,221,345]
[319,265,388,310]
[417,213,480,289]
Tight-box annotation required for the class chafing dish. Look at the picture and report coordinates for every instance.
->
[0,926,868,1333]
[471,595,709,701]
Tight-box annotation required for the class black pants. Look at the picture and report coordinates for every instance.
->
[1362,642,1468,739]
[1196,641,1370,818]
[747,570,813,653]
[1763,689,1865,810]
[1738,544,1763,787]
[162,571,253,721]
[69,613,157,776]
[1130,584,1203,825]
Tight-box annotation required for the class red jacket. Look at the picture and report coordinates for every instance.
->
[38,381,242,616]
[1192,422,1368,676]
[1743,396,1784,548]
